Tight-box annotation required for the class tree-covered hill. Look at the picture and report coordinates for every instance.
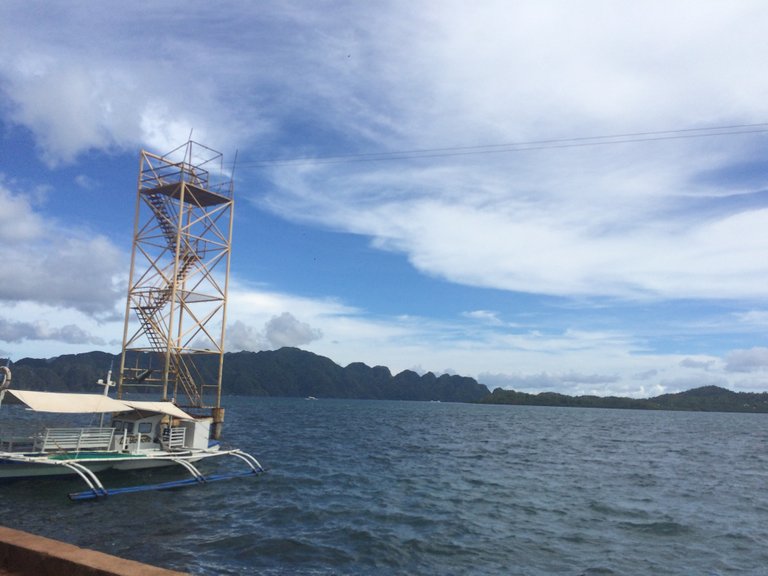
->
[3,347,490,403]
[481,384,768,413]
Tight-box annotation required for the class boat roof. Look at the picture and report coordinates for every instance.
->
[123,400,193,420]
[6,390,193,420]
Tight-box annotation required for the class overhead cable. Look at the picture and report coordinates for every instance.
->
[236,122,768,168]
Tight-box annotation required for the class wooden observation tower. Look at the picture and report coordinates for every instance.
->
[117,141,234,438]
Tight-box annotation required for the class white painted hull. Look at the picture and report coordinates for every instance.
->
[0,450,217,480]
[0,459,113,479]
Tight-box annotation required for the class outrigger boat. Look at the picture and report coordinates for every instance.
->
[0,141,264,500]
[0,367,263,501]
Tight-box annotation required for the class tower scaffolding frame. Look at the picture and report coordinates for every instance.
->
[118,141,234,437]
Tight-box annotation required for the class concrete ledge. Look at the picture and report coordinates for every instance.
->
[0,526,188,576]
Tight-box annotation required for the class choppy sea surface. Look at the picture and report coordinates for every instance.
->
[1,397,768,575]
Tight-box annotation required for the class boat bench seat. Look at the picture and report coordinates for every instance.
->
[36,427,116,452]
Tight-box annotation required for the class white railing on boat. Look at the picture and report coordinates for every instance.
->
[0,435,35,452]
[0,423,39,452]
[160,426,186,450]
[35,427,116,452]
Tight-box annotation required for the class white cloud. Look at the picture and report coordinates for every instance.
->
[267,153,768,301]
[401,1,768,139]
[4,2,768,303]
[679,357,716,370]
[2,59,132,165]
[479,371,620,393]
[658,374,729,391]
[227,313,322,352]
[462,310,503,326]
[226,320,267,353]
[0,3,270,165]
[264,312,322,348]
[0,274,762,397]
[0,184,125,315]
[251,1,768,302]
[0,299,123,359]
[0,185,44,241]
[74,174,98,190]
[0,317,106,346]
[725,347,768,373]
[734,310,768,328]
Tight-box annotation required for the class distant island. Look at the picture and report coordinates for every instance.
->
[5,347,768,413]
[481,385,768,413]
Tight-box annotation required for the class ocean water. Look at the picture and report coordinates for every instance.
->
[1,397,768,575]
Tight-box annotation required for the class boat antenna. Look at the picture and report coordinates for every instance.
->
[96,360,116,428]
[230,149,239,196]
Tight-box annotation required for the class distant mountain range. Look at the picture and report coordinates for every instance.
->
[5,348,768,413]
[6,347,489,403]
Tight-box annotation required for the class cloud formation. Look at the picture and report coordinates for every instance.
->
[0,2,268,164]
[256,1,768,302]
[479,371,620,393]
[725,347,768,373]
[0,317,106,346]
[264,312,323,348]
[228,313,322,352]
[4,2,768,302]
[0,185,124,315]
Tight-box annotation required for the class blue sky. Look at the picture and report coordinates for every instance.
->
[2,1,768,397]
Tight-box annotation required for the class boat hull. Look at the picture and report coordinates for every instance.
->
[0,458,112,479]
[0,450,216,480]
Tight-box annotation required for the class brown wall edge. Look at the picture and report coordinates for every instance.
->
[0,525,188,576]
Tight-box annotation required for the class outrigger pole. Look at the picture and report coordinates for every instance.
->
[68,450,264,501]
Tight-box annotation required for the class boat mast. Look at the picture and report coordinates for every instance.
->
[117,141,234,438]
[95,365,115,428]
[0,365,11,409]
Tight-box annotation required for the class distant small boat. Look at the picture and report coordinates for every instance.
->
[305,396,317,400]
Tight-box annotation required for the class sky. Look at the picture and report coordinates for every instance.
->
[2,1,768,398]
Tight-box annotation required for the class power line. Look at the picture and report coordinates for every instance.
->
[236,122,768,168]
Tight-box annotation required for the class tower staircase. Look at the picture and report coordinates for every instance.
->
[131,190,204,406]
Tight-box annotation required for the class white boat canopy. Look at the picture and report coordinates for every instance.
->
[123,400,193,420]
[6,390,193,420]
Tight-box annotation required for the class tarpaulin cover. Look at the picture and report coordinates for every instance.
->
[7,390,193,419]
